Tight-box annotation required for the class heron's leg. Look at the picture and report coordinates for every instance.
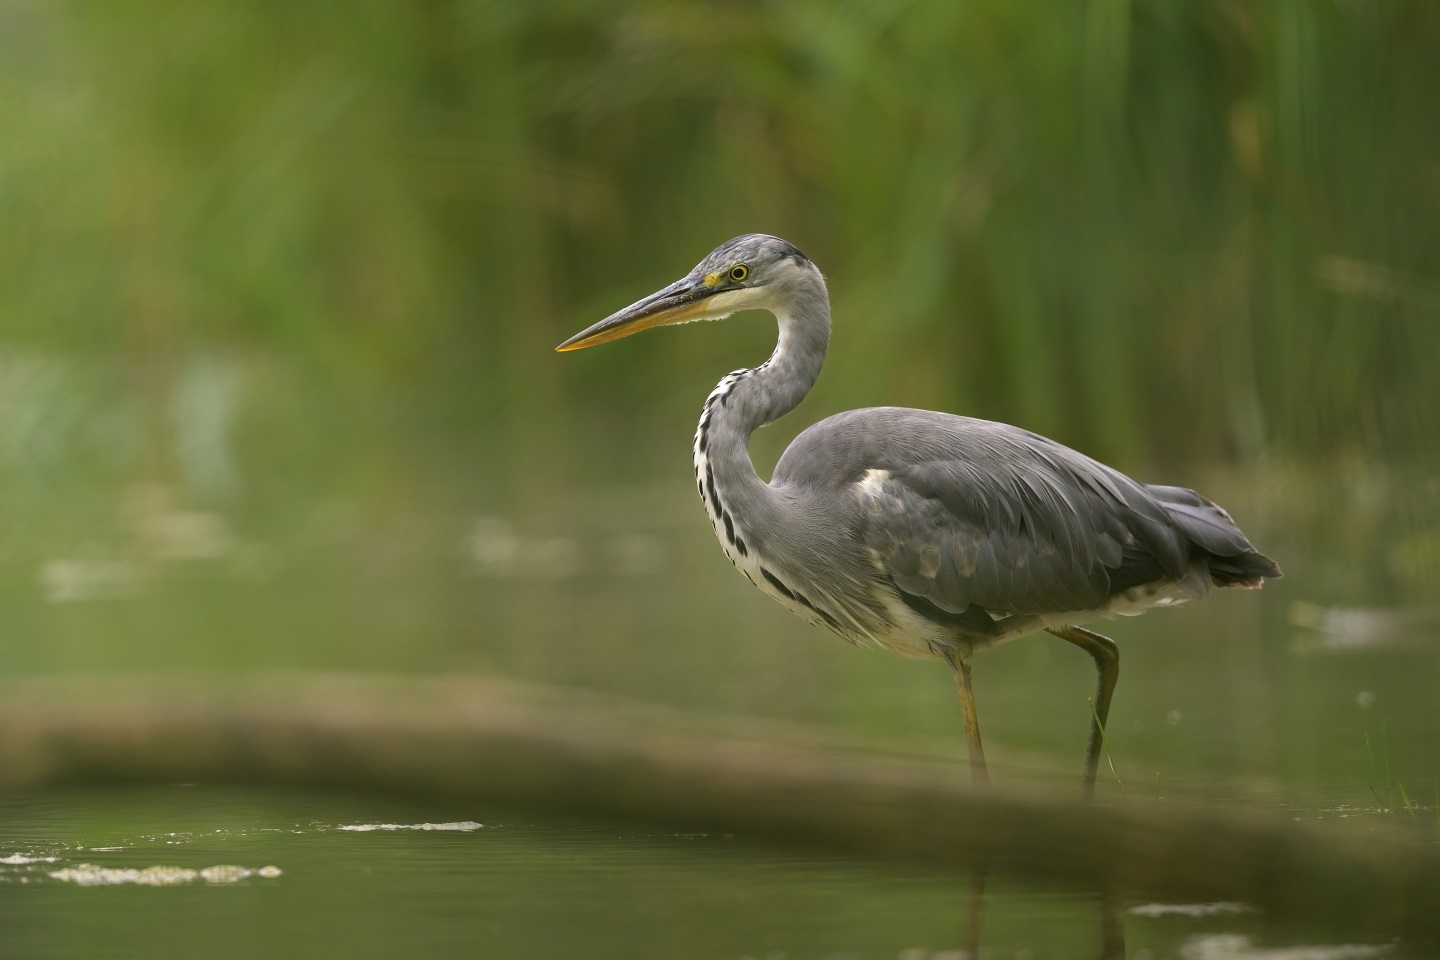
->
[945,652,990,786]
[1046,625,1120,800]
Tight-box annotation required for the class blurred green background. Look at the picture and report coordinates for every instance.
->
[2,0,1438,792]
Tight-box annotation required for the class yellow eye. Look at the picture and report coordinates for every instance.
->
[729,264,749,282]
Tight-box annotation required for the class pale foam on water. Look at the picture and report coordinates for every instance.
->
[0,853,61,865]
[337,821,482,832]
[48,864,283,886]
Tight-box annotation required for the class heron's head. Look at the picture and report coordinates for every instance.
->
[555,234,819,352]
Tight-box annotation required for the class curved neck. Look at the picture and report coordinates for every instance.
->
[690,277,829,598]
[700,283,829,452]
[694,279,829,541]
[731,304,830,435]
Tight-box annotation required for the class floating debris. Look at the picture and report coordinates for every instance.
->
[338,821,482,832]
[464,517,581,579]
[1181,933,1389,960]
[39,557,147,603]
[122,483,235,562]
[35,483,274,603]
[48,863,282,886]
[1289,601,1440,653]
[607,533,666,576]
[199,864,281,883]
[1131,901,1256,918]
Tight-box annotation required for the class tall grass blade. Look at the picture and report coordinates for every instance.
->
[1398,780,1417,825]
[1089,697,1124,798]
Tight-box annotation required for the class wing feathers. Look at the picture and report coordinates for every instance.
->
[793,409,1280,626]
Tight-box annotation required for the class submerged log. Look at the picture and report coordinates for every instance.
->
[0,673,1435,943]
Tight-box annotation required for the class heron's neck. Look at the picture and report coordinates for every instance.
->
[692,291,829,555]
[701,290,828,449]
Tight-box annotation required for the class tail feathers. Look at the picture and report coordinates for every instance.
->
[1209,551,1283,588]
[1145,483,1283,589]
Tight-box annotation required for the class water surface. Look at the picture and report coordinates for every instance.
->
[4,785,1404,960]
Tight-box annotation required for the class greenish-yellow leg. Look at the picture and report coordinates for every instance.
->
[947,654,990,787]
[1047,625,1120,801]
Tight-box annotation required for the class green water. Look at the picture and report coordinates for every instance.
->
[7,448,1436,801]
[1,459,1436,957]
[0,786,1393,960]
[2,349,1437,958]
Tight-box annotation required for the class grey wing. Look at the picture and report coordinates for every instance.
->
[777,409,1198,638]
[857,454,1187,630]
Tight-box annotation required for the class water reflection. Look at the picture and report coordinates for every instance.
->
[965,873,1125,960]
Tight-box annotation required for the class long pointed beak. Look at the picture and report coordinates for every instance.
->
[555,275,720,352]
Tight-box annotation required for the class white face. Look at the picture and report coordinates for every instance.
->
[697,284,773,321]
[696,257,810,321]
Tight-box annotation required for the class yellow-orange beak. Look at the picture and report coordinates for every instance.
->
[555,276,722,352]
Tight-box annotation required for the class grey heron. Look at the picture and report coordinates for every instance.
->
[557,234,1281,796]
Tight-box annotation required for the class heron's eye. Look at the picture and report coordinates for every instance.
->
[729,264,749,282]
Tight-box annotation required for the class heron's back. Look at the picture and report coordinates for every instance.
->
[772,407,1279,644]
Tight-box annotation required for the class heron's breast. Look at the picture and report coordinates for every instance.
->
[693,433,873,640]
